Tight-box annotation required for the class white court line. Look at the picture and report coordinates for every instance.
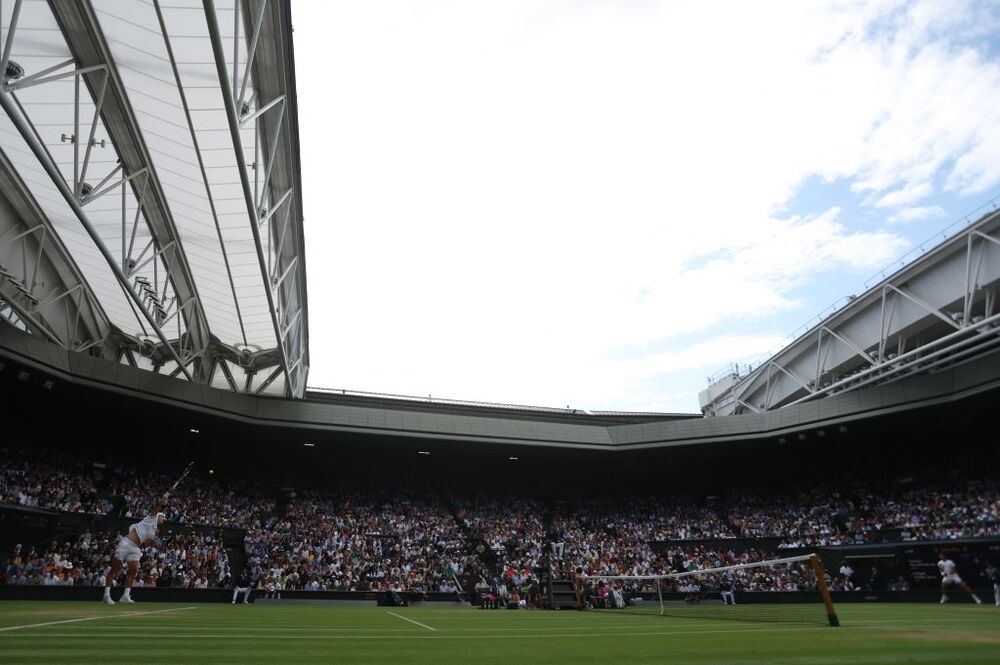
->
[0,619,986,634]
[0,625,832,640]
[0,606,197,633]
[0,622,747,633]
[9,620,999,641]
[385,611,436,631]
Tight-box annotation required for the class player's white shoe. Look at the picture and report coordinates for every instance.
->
[103,596,115,605]
[120,597,136,604]
[940,596,948,603]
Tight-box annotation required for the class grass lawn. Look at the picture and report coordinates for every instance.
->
[1,600,998,664]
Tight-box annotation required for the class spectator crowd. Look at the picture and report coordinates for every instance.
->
[241,490,475,593]
[2,446,998,593]
[1,529,229,589]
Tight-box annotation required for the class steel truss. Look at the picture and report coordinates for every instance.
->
[202,0,307,397]
[0,0,308,396]
[703,207,1000,416]
[0,222,104,351]
[0,0,211,380]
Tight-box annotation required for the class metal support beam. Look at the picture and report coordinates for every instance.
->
[770,360,815,395]
[735,398,761,414]
[160,296,195,329]
[0,89,193,380]
[217,357,239,392]
[0,0,23,79]
[0,145,112,354]
[256,98,285,210]
[270,203,292,280]
[3,57,73,90]
[5,63,106,91]
[203,0,292,396]
[0,287,65,347]
[253,363,282,395]
[965,230,1000,324]
[240,93,282,128]
[272,254,298,292]
[788,308,1000,408]
[81,167,148,206]
[703,206,1000,416]
[884,284,961,331]
[236,0,267,114]
[279,306,301,341]
[820,325,876,366]
[153,0,249,349]
[51,0,217,382]
[30,283,83,313]
[258,187,292,227]
[126,240,176,280]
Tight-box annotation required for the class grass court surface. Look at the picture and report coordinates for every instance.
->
[1,601,998,664]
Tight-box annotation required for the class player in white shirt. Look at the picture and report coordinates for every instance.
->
[838,563,855,590]
[937,551,982,604]
[102,495,168,605]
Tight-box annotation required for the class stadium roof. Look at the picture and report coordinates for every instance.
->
[2,2,996,415]
[0,0,307,396]
[701,206,1000,417]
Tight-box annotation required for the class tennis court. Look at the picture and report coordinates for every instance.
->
[1,601,998,664]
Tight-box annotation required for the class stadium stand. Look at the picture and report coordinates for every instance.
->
[2,530,230,589]
[241,490,472,592]
[2,443,998,596]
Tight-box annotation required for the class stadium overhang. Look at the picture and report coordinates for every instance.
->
[0,0,308,397]
[3,321,1000,452]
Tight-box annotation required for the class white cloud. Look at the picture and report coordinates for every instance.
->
[842,12,1000,202]
[947,126,1000,194]
[887,205,946,224]
[295,0,999,410]
[875,183,933,209]
[617,335,790,380]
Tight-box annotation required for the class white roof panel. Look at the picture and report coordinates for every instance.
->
[0,1,182,341]
[98,0,280,350]
[2,0,304,395]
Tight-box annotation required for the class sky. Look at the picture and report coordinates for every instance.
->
[294,0,1000,413]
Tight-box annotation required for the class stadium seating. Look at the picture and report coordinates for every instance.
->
[2,445,998,591]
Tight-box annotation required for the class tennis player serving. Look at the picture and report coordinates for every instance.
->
[102,463,193,604]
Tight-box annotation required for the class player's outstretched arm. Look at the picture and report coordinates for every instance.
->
[151,491,169,515]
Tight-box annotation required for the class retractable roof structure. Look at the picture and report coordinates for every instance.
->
[0,0,307,397]
[701,205,1000,416]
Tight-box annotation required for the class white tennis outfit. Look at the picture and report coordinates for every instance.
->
[938,559,962,585]
[114,515,159,563]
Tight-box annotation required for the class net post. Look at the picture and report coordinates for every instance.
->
[809,553,840,627]
[656,577,663,616]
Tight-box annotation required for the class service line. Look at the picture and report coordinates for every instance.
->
[385,611,436,631]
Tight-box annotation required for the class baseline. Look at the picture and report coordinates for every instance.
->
[0,606,197,633]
